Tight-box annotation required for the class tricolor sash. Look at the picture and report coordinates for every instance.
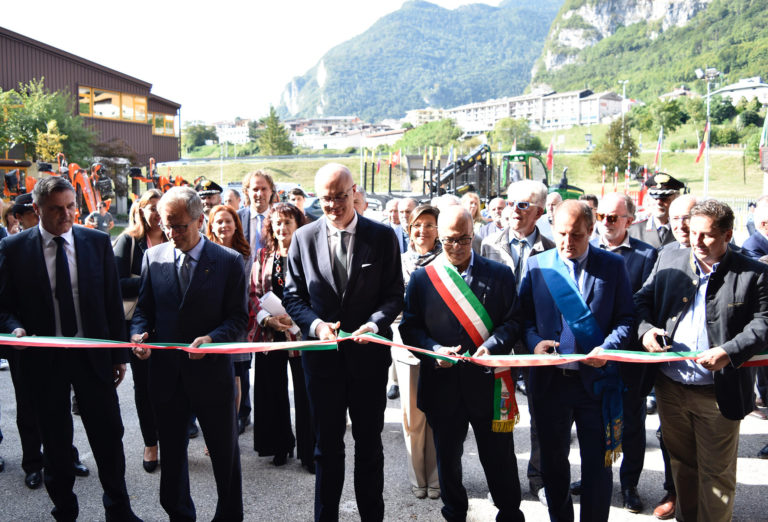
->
[535,248,623,466]
[424,258,519,433]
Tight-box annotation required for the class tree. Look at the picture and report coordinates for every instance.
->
[0,79,95,164]
[589,118,639,174]
[628,104,653,133]
[257,106,294,156]
[182,124,217,151]
[681,97,706,126]
[709,95,737,124]
[393,119,461,151]
[491,118,542,151]
[650,99,685,134]
[35,120,67,162]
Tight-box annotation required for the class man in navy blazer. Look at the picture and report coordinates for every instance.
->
[238,170,278,258]
[519,199,634,522]
[742,199,768,259]
[283,163,403,521]
[0,177,138,521]
[399,206,525,522]
[590,193,657,513]
[131,186,247,521]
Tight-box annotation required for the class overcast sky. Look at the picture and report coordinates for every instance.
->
[3,0,500,123]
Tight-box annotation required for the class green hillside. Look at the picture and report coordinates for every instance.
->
[531,0,768,100]
[278,0,561,122]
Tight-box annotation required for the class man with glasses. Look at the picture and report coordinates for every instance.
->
[473,197,507,253]
[131,186,247,521]
[582,193,657,514]
[283,163,403,521]
[400,206,525,522]
[661,194,698,252]
[629,173,685,249]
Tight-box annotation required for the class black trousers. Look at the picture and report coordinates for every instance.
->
[303,352,388,522]
[252,351,295,456]
[129,352,157,448]
[8,351,43,473]
[234,359,251,421]
[619,390,647,489]
[21,349,134,522]
[426,406,524,522]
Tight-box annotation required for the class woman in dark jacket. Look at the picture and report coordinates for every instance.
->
[112,189,165,473]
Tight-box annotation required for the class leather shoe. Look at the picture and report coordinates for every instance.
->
[72,447,89,477]
[646,396,657,415]
[25,471,42,489]
[653,492,676,520]
[758,443,768,459]
[622,487,643,513]
[537,487,548,507]
[515,380,527,396]
[387,384,399,400]
[142,459,158,473]
[411,486,427,499]
[0,456,4,473]
[569,480,582,496]
[188,422,199,439]
[427,487,440,499]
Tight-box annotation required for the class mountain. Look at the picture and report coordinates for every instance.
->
[278,0,562,122]
[530,0,768,100]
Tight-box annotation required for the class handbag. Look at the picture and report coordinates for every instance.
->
[123,236,140,320]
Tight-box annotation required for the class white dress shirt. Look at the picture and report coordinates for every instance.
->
[39,225,83,337]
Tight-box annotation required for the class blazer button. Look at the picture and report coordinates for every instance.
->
[692,279,698,285]
[682,297,689,303]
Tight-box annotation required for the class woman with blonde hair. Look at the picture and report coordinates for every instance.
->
[460,192,486,231]
[113,189,166,472]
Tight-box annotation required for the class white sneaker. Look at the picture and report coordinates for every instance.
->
[538,488,548,507]
[0,359,8,370]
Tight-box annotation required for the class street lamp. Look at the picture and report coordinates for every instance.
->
[695,67,720,197]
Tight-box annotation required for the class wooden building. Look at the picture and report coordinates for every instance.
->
[0,25,180,164]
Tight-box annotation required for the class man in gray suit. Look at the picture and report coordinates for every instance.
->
[132,186,247,521]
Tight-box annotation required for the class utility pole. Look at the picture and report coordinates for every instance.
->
[618,80,629,148]
[696,67,720,198]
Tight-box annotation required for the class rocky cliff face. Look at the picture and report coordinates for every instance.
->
[535,0,712,74]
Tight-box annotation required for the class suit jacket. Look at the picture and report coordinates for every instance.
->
[130,237,247,401]
[393,224,408,253]
[628,217,675,249]
[237,207,252,244]
[519,245,635,399]
[283,214,404,375]
[0,226,128,382]
[741,231,768,260]
[399,254,520,417]
[634,247,768,420]
[471,221,501,253]
[590,236,658,396]
[480,226,555,280]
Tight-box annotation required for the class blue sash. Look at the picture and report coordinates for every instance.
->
[536,248,604,351]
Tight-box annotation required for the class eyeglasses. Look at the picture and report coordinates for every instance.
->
[508,201,537,210]
[161,221,194,234]
[596,213,630,224]
[319,186,354,204]
[440,235,473,246]
[670,215,690,224]
[410,223,436,231]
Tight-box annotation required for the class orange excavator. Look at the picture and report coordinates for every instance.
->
[129,157,189,199]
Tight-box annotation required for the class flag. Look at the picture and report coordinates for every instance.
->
[447,145,454,164]
[391,149,401,166]
[695,122,709,163]
[546,139,554,171]
[759,114,768,163]
[376,160,381,174]
[653,126,663,170]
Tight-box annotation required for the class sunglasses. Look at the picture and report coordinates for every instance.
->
[508,201,537,210]
[596,213,629,224]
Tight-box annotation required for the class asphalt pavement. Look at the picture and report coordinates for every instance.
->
[1,359,767,521]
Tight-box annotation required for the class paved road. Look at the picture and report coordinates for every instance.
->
[1,359,767,521]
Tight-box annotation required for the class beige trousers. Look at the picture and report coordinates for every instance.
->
[656,374,740,522]
[393,349,439,489]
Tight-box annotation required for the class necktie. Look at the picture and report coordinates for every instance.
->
[513,238,528,277]
[178,252,191,293]
[658,226,669,244]
[332,230,348,293]
[559,259,581,354]
[53,237,77,337]
[251,213,264,251]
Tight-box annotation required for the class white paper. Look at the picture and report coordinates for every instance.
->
[260,291,300,335]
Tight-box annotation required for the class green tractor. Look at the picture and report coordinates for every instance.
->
[499,152,583,200]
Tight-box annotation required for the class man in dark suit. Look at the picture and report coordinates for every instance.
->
[393,198,416,253]
[519,199,634,522]
[480,179,554,504]
[628,173,685,249]
[238,170,278,258]
[0,176,138,521]
[635,199,768,522]
[131,186,247,521]
[399,206,525,522]
[590,193,657,514]
[283,163,403,521]
[741,197,768,259]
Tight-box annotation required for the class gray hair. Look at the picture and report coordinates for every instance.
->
[32,176,75,206]
[159,186,203,219]
[508,180,548,208]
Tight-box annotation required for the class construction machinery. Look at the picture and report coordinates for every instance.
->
[128,157,189,197]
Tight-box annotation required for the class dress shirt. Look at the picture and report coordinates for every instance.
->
[456,250,475,282]
[661,260,718,385]
[39,225,83,337]
[560,248,588,370]
[250,210,269,253]
[309,213,379,338]
[598,232,631,252]
[175,234,205,287]
[509,228,538,287]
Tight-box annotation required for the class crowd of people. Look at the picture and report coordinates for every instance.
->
[0,163,766,522]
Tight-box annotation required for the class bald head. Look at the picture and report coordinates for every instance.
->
[399,198,417,226]
[553,200,593,259]
[315,163,356,228]
[669,194,698,246]
[438,206,474,268]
